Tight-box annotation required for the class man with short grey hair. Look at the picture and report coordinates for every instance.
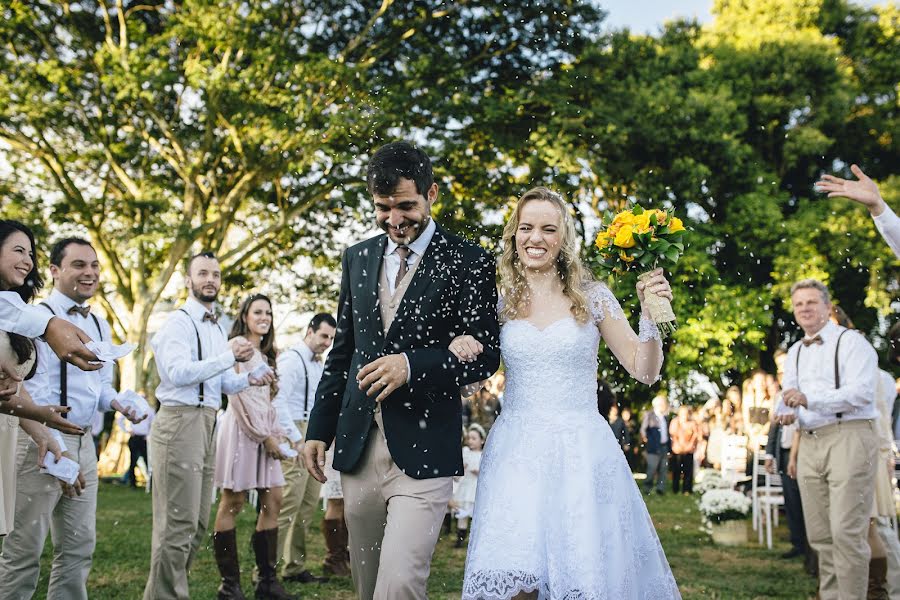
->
[777,278,879,600]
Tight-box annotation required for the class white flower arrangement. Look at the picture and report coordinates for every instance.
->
[698,489,751,523]
[694,469,732,495]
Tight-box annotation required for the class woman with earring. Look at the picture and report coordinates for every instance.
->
[212,294,293,600]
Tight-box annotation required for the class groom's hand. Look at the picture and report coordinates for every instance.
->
[303,440,328,483]
[358,354,408,402]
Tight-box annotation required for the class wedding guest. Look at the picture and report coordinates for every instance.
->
[143,252,274,600]
[596,378,616,418]
[212,294,294,600]
[621,407,641,472]
[272,312,336,583]
[452,423,484,549]
[469,386,501,434]
[608,405,631,456]
[0,221,78,538]
[640,394,670,495]
[118,405,155,488]
[816,164,900,259]
[0,237,145,600]
[776,278,879,600]
[669,404,699,494]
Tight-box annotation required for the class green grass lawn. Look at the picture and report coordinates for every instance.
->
[19,483,818,599]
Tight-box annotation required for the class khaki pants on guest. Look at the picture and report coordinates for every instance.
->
[0,429,98,600]
[797,419,877,600]
[143,406,217,600]
[342,413,452,600]
[277,420,323,577]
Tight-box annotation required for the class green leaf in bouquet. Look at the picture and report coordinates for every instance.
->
[632,205,644,215]
[664,248,680,263]
[638,253,655,267]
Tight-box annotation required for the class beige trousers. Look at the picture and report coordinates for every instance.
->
[143,406,217,600]
[797,419,877,600]
[0,429,98,600]
[342,413,452,600]
[277,420,323,577]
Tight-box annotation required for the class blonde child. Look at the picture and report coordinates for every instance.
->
[453,423,485,548]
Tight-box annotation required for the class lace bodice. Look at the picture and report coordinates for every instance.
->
[498,282,624,421]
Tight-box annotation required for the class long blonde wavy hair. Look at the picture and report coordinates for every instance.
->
[498,187,592,324]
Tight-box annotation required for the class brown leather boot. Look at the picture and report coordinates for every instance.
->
[322,518,351,577]
[251,528,297,600]
[337,517,352,575]
[213,529,247,600]
[867,556,888,600]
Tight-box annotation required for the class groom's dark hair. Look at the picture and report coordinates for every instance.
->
[366,141,434,197]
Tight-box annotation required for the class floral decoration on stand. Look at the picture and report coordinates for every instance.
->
[590,206,686,338]
[697,488,752,523]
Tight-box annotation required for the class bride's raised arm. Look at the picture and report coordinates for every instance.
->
[593,268,671,385]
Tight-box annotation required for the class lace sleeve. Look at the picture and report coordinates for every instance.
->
[586,281,625,324]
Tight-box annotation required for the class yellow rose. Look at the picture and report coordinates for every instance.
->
[668,217,685,233]
[619,250,635,263]
[633,212,652,234]
[654,209,668,225]
[613,224,636,248]
[613,211,636,225]
[594,230,611,249]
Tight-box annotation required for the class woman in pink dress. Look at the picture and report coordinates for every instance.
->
[212,294,294,600]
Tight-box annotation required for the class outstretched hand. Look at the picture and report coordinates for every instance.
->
[816,164,885,215]
[43,317,102,371]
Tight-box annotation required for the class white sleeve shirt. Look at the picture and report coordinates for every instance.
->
[272,343,325,443]
[0,291,52,338]
[151,298,248,410]
[23,289,118,430]
[873,204,900,259]
[782,321,879,431]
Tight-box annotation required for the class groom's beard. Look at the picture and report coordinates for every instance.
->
[380,217,428,245]
[191,282,219,304]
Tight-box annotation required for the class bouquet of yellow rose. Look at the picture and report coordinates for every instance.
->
[591,205,685,337]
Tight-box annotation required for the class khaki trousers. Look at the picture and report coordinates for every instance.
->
[797,419,877,600]
[0,429,98,600]
[277,420,323,577]
[342,413,452,600]
[143,406,217,600]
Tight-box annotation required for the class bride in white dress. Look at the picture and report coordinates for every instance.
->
[452,187,681,599]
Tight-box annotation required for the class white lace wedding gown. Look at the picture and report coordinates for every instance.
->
[462,282,681,600]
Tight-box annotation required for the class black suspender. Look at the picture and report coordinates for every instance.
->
[178,309,205,406]
[40,302,103,411]
[795,328,849,419]
[290,349,310,415]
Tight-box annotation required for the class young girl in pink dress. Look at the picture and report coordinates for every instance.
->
[212,294,294,600]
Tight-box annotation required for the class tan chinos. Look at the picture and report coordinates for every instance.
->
[277,419,323,577]
[142,406,217,600]
[0,429,97,600]
[797,419,878,600]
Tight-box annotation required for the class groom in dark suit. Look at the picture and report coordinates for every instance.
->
[302,141,500,599]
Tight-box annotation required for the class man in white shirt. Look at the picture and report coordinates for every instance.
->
[816,164,900,259]
[0,238,145,600]
[777,278,879,600]
[0,292,100,398]
[142,252,273,600]
[273,313,336,583]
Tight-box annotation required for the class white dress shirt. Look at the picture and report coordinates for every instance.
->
[873,203,900,259]
[272,343,325,443]
[0,291,53,338]
[24,289,118,429]
[655,411,669,444]
[782,321,878,431]
[151,297,248,410]
[383,218,436,295]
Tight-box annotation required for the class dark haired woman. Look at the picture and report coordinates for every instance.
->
[0,220,83,536]
[212,294,293,600]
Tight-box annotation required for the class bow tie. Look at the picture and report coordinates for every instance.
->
[67,305,90,318]
[202,312,219,325]
[802,335,824,347]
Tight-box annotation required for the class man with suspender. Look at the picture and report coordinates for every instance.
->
[777,279,879,600]
[0,237,145,600]
[143,252,274,600]
[272,312,337,583]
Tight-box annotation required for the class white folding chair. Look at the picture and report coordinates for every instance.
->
[720,434,750,487]
[751,449,769,531]
[758,469,785,549]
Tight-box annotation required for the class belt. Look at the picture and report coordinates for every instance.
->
[803,418,872,437]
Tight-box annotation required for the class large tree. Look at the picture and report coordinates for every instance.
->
[0,0,600,391]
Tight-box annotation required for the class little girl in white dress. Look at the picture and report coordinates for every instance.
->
[453,423,485,548]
